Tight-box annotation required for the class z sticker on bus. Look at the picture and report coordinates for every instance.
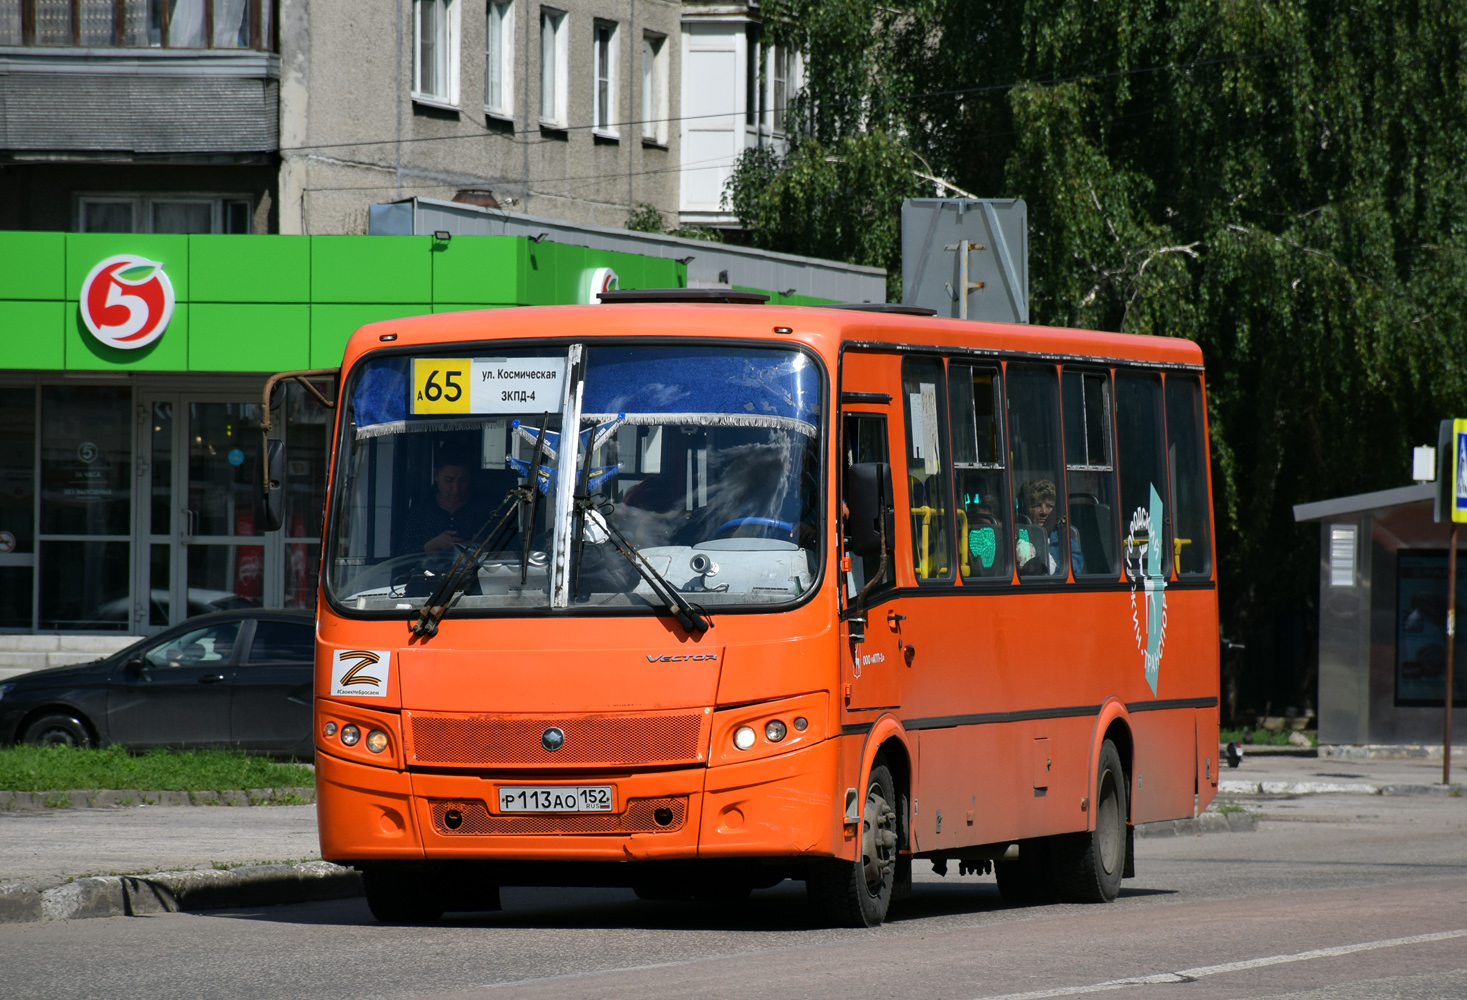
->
[331,649,393,697]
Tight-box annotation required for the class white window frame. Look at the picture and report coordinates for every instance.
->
[75,195,254,234]
[771,43,789,133]
[539,7,568,127]
[641,31,667,145]
[484,1,515,118]
[413,0,461,109]
[592,19,618,137]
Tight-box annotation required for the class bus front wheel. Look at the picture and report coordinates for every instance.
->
[362,864,446,924]
[807,759,898,927]
[1052,738,1127,903]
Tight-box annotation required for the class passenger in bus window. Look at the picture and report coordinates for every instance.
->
[402,453,493,555]
[1015,479,1083,576]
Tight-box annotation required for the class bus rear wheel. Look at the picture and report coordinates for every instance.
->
[362,864,446,924]
[807,759,898,927]
[1052,738,1127,903]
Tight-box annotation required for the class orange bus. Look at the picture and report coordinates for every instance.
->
[273,291,1219,927]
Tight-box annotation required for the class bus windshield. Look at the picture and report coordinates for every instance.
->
[326,342,824,616]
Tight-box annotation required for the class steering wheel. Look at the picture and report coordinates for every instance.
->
[714,516,795,539]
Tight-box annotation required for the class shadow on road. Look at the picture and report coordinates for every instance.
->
[197,878,1173,931]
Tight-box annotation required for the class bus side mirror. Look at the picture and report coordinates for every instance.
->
[253,437,285,533]
[846,462,891,558]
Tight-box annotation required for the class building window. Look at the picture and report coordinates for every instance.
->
[78,195,252,234]
[539,7,567,126]
[771,44,789,132]
[0,0,274,50]
[484,1,513,116]
[414,0,459,105]
[641,32,666,144]
[592,21,617,135]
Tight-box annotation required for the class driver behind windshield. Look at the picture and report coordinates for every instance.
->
[402,452,493,555]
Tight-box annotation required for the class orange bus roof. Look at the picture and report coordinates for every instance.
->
[342,303,1204,373]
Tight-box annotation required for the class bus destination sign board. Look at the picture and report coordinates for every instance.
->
[412,357,567,415]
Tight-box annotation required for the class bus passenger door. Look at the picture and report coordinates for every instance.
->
[840,409,899,712]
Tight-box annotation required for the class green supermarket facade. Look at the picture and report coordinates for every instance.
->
[0,229,861,638]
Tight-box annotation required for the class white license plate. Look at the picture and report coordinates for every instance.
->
[498,785,614,813]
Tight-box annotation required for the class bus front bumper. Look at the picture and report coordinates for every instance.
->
[316,736,841,864]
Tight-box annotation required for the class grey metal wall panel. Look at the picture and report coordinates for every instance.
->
[2,73,277,152]
[379,197,888,304]
[1317,517,1371,744]
[901,198,1028,323]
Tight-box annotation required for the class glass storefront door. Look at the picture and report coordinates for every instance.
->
[0,377,327,636]
[137,393,268,630]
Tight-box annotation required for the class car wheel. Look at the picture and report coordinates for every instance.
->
[22,713,92,749]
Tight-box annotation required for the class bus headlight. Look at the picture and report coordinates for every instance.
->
[733,726,756,750]
[765,720,787,742]
[365,729,389,754]
[340,724,361,746]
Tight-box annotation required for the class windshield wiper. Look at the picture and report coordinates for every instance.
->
[585,497,710,634]
[410,417,551,638]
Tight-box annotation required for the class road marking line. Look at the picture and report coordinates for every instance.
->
[971,929,1467,1000]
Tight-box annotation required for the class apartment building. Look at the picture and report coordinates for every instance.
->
[0,0,683,234]
[679,0,800,229]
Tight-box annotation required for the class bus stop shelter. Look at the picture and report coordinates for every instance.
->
[1295,483,1466,745]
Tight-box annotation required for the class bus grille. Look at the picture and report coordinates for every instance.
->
[405,710,708,767]
[429,797,688,836]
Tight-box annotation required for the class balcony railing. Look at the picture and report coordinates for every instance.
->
[0,0,275,50]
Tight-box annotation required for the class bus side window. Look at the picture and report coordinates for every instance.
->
[1165,374,1212,576]
[1007,364,1068,580]
[949,362,1010,581]
[1115,371,1172,580]
[842,413,893,598]
[1062,368,1119,577]
[902,357,953,583]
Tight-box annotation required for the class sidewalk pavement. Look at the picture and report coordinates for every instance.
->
[1216,748,1464,797]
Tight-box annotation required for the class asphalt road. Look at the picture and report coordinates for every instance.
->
[2,793,1464,1000]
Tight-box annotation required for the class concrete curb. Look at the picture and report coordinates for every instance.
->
[0,861,360,924]
[0,787,316,810]
[1217,779,1463,796]
[1134,810,1256,838]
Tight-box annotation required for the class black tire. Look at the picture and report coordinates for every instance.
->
[22,713,92,749]
[1052,739,1128,903]
[994,840,1057,906]
[806,758,899,927]
[362,864,446,924]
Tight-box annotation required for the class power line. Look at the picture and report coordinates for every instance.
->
[279,37,1351,157]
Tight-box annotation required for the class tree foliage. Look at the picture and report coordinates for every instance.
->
[729,0,1467,717]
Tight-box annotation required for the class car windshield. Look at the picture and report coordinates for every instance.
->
[326,342,824,616]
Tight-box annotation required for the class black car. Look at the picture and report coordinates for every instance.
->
[0,610,316,758]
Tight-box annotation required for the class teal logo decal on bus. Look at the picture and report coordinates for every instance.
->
[1126,484,1168,695]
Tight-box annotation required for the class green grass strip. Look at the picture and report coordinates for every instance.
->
[1220,727,1315,747]
[0,745,315,792]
